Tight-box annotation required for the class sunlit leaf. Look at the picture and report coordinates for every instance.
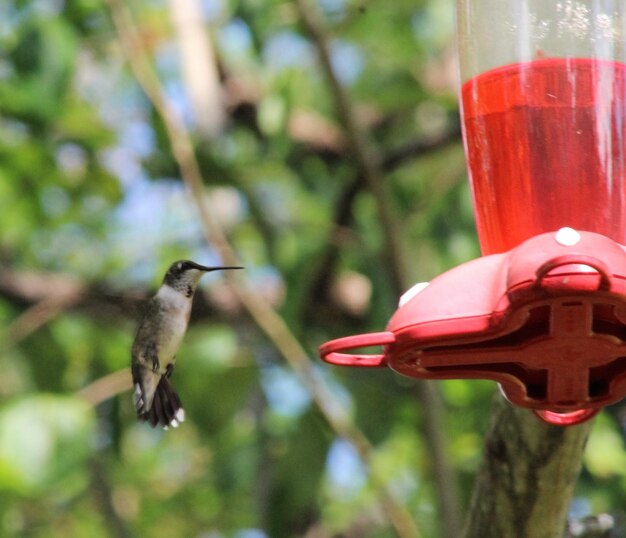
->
[0,395,95,494]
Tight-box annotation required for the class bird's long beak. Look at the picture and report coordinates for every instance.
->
[193,263,244,272]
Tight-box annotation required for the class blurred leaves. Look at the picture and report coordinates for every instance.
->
[585,416,626,478]
[1,0,624,537]
[0,395,95,494]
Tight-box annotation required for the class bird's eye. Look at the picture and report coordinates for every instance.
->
[177,262,183,270]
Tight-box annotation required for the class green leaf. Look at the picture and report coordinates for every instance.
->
[0,395,95,494]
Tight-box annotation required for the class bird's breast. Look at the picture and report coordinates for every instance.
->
[154,285,193,362]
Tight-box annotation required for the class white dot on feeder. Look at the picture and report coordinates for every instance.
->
[555,227,581,246]
[399,282,430,307]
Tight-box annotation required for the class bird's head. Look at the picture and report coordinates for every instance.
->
[163,260,243,297]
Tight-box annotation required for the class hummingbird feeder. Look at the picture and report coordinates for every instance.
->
[319,0,626,426]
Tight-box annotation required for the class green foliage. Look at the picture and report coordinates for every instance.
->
[2,0,625,537]
[0,395,95,495]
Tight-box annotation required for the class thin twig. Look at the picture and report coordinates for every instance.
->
[293,0,462,535]
[103,1,419,536]
[0,266,247,327]
[293,0,407,295]
[5,293,83,349]
[302,126,463,318]
[78,368,133,407]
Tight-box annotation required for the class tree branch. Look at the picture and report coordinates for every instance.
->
[464,396,592,538]
[293,1,462,535]
[5,294,82,349]
[293,0,407,295]
[302,124,462,321]
[78,369,133,407]
[0,266,237,329]
[167,0,225,137]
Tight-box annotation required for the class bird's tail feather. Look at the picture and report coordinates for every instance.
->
[137,376,185,429]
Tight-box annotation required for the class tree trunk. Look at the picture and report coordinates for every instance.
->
[464,395,593,538]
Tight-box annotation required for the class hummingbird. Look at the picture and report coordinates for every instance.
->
[131,260,242,428]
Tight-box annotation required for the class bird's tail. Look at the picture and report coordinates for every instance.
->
[135,375,185,429]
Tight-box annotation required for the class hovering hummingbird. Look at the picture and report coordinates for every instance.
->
[131,260,242,428]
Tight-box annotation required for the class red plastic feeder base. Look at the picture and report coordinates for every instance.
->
[320,229,626,426]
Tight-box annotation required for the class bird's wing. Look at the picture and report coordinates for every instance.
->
[132,362,160,414]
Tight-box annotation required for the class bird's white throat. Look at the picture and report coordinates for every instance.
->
[156,283,193,311]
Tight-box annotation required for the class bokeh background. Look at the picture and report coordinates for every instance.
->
[1,0,625,536]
